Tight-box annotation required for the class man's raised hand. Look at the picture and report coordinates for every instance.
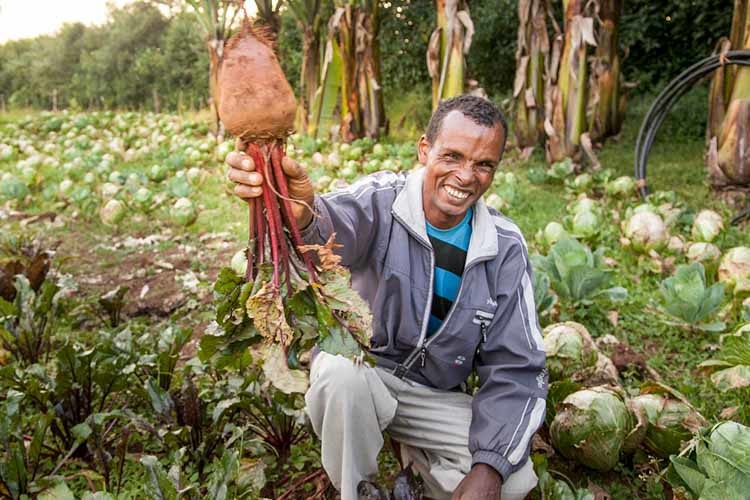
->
[226,142,315,228]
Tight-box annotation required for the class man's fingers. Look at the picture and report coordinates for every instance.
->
[281,156,305,178]
[233,184,263,199]
[228,168,262,186]
[226,151,255,171]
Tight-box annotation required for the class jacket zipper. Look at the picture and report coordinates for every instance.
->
[406,257,492,371]
[397,256,493,376]
[390,211,434,374]
[390,210,493,378]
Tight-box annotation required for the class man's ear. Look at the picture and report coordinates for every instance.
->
[417,135,430,165]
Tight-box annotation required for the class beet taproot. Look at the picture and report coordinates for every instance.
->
[218,27,297,141]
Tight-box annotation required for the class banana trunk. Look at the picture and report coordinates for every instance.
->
[544,0,596,163]
[707,0,750,188]
[588,0,625,141]
[429,0,474,109]
[326,2,386,142]
[513,0,550,149]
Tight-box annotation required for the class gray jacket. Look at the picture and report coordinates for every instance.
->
[301,167,548,481]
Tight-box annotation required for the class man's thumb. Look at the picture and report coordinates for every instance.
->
[281,156,306,179]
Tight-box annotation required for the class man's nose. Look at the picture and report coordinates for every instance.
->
[455,162,475,184]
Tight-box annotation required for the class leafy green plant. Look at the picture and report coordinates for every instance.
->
[532,453,595,500]
[533,271,556,320]
[98,286,129,328]
[0,391,55,499]
[0,275,64,365]
[531,238,627,311]
[139,448,266,500]
[128,324,192,392]
[139,374,247,484]
[659,263,726,332]
[666,421,750,499]
[699,323,750,392]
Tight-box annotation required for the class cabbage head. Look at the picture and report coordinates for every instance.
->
[100,199,126,226]
[691,210,724,243]
[630,388,706,458]
[605,176,636,197]
[570,210,600,239]
[542,222,567,247]
[550,386,630,471]
[686,242,721,264]
[623,211,667,252]
[543,322,597,382]
[718,246,750,295]
[170,197,197,226]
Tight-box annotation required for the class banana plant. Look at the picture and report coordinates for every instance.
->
[588,0,627,142]
[314,0,386,141]
[427,0,475,109]
[513,0,550,150]
[288,0,324,134]
[184,0,242,138]
[254,0,283,36]
[706,0,750,191]
[544,0,596,163]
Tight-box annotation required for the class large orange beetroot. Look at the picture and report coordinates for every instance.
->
[218,27,297,141]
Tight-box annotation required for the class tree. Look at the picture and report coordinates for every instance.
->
[427,0,475,109]
[588,0,626,142]
[544,0,597,163]
[183,0,242,135]
[706,0,750,197]
[513,0,550,150]
[287,0,323,134]
[313,0,386,142]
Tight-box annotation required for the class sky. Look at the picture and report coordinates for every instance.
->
[0,0,137,43]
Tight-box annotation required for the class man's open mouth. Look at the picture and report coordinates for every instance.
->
[444,185,471,201]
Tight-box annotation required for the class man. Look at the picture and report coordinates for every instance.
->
[227,96,547,500]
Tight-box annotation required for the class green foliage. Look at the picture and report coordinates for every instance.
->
[0,390,55,499]
[379,0,433,95]
[666,421,750,499]
[531,238,627,309]
[620,0,733,93]
[0,276,63,365]
[532,453,595,500]
[465,0,518,98]
[533,271,556,320]
[659,263,726,331]
[0,4,206,111]
[699,324,750,392]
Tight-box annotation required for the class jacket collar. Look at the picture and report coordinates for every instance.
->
[392,167,499,264]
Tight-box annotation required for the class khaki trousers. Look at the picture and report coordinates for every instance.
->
[305,352,538,500]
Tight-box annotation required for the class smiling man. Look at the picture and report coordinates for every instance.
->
[227,95,547,500]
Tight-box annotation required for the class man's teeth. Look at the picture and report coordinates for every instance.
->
[445,186,469,200]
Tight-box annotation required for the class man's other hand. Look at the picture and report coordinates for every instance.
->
[452,464,502,500]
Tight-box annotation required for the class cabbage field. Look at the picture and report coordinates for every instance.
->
[1,109,749,499]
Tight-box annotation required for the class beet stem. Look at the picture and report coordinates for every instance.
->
[270,143,317,281]
[260,155,281,289]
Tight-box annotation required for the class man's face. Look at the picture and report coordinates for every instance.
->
[418,110,505,229]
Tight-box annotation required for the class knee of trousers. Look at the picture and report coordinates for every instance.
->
[305,354,375,426]
[501,458,538,500]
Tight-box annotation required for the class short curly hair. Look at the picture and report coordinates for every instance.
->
[424,95,508,151]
